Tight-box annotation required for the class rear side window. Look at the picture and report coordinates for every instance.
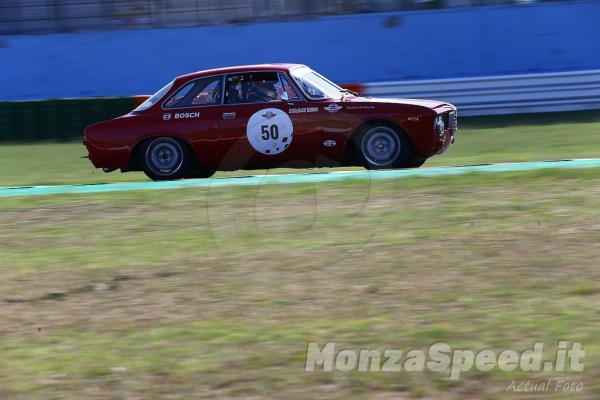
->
[134,80,174,111]
[163,76,223,109]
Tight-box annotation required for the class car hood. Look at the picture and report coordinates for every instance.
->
[349,96,450,109]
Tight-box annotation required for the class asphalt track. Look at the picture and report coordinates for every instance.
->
[1,158,600,198]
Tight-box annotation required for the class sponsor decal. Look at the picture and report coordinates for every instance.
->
[163,113,171,120]
[247,108,294,155]
[324,104,343,113]
[346,105,375,110]
[289,107,318,114]
[174,112,200,119]
[262,111,277,120]
[323,140,337,147]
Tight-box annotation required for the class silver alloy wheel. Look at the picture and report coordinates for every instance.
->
[145,138,184,177]
[361,126,401,167]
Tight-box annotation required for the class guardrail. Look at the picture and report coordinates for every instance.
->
[355,70,600,116]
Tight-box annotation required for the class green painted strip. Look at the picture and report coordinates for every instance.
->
[2,159,600,198]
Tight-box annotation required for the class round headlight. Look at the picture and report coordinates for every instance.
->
[434,116,445,135]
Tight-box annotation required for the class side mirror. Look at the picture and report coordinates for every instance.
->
[281,92,294,105]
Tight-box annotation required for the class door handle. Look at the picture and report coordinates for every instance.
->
[222,112,236,119]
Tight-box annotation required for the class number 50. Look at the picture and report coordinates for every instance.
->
[261,125,279,140]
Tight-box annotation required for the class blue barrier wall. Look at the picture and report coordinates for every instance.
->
[1,0,599,101]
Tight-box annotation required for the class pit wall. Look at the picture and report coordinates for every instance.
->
[0,97,146,142]
[1,0,599,101]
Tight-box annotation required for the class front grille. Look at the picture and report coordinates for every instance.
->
[445,111,457,132]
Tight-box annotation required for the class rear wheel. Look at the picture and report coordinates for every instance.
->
[141,137,190,181]
[357,123,411,170]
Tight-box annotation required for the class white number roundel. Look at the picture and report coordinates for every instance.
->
[246,108,293,155]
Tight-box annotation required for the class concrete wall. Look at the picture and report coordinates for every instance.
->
[1,0,599,100]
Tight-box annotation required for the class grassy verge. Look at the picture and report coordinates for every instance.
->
[1,169,599,399]
[425,110,600,166]
[0,110,599,187]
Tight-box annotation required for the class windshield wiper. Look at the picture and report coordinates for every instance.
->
[340,88,360,96]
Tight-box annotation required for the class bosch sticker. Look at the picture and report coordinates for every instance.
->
[164,112,200,120]
[247,108,293,155]
[175,112,200,119]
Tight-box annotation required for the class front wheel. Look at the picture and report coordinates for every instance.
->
[141,137,190,181]
[357,123,411,169]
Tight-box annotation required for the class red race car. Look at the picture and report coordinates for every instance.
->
[84,64,457,180]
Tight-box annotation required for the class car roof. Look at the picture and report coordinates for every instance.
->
[176,64,306,81]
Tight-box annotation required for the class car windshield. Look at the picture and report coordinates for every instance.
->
[134,80,175,111]
[290,67,343,99]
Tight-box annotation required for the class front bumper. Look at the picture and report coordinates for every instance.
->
[433,109,457,155]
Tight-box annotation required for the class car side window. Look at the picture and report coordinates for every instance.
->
[279,74,300,100]
[225,72,281,105]
[164,76,223,109]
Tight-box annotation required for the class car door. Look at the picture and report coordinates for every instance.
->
[218,71,321,170]
[161,75,224,169]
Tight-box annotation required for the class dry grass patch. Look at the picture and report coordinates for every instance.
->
[1,169,600,399]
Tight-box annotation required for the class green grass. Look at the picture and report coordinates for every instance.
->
[1,169,600,399]
[1,110,599,187]
[1,111,600,399]
[425,110,600,166]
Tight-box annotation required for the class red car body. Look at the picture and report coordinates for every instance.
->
[84,64,457,180]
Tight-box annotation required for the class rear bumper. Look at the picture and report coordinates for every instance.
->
[84,139,131,169]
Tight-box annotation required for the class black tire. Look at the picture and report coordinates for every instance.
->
[185,170,216,179]
[140,137,191,181]
[406,155,427,168]
[355,123,411,170]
